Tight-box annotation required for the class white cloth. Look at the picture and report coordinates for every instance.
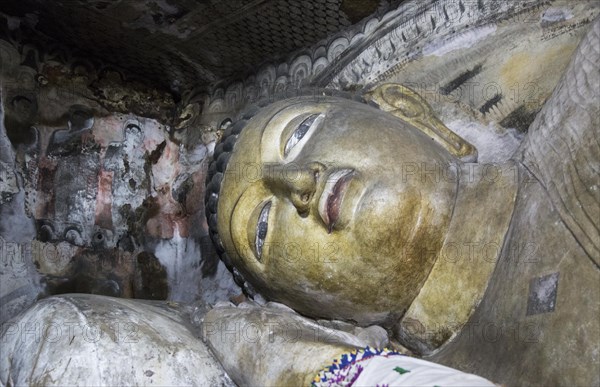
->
[352,355,495,386]
[312,349,495,387]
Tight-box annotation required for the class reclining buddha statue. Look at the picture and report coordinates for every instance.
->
[202,16,599,385]
[2,11,598,387]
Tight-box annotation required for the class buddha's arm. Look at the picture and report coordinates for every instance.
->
[1,294,234,386]
[519,16,600,263]
[201,301,388,386]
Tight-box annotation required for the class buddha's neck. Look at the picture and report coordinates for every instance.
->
[395,161,519,355]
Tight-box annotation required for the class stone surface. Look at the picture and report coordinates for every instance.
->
[1,294,235,386]
[0,0,400,94]
[526,272,559,316]
[428,16,600,386]
[0,41,239,325]
[0,0,598,385]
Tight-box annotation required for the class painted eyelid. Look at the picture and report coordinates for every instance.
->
[282,113,324,160]
[284,114,318,156]
[254,201,272,261]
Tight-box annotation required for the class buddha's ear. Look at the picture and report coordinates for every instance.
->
[364,83,477,162]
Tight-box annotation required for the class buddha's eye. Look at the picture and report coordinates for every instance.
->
[284,114,322,157]
[255,201,272,260]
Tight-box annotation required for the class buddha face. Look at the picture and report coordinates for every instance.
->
[217,96,459,325]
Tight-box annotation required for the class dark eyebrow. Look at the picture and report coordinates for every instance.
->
[228,189,244,256]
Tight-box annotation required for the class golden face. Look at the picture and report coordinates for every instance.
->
[217,96,458,325]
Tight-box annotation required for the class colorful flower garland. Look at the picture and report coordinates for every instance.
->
[312,347,404,387]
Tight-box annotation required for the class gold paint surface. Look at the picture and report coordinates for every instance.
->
[218,94,461,325]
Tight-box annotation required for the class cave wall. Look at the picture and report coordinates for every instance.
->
[0,38,238,324]
[0,0,404,325]
[2,0,598,326]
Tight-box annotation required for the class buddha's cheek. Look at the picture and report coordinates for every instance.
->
[351,184,419,256]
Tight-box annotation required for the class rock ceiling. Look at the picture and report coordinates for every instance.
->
[0,0,402,96]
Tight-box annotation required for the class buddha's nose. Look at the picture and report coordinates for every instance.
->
[263,161,325,215]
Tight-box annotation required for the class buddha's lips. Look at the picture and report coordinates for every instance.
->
[318,169,354,233]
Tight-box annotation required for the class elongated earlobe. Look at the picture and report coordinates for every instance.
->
[364,84,478,162]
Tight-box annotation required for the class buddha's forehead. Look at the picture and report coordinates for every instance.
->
[253,95,348,125]
[219,96,357,190]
